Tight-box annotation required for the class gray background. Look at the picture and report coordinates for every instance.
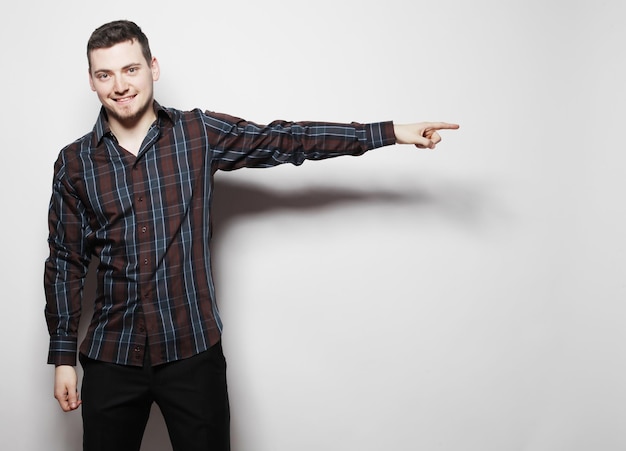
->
[1,0,624,450]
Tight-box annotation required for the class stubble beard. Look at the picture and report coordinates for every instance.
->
[106,94,154,127]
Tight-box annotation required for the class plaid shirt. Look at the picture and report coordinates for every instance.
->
[44,101,396,367]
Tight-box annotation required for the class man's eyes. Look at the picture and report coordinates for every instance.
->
[95,67,138,79]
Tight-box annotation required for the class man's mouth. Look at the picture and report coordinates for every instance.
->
[113,95,136,104]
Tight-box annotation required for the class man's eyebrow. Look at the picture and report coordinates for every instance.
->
[93,62,143,73]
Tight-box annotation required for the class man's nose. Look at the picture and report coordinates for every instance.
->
[114,75,128,93]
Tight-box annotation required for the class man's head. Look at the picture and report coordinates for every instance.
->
[87,20,152,71]
[87,20,159,127]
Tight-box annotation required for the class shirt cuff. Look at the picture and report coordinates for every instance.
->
[365,121,396,150]
[48,336,78,366]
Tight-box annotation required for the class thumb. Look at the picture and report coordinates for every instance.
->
[67,385,81,410]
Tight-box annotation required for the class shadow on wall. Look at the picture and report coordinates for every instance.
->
[210,173,499,236]
[211,175,414,231]
[75,173,492,451]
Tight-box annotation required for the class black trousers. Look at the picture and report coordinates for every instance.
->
[80,341,230,451]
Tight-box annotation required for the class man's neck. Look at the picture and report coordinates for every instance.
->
[109,110,157,156]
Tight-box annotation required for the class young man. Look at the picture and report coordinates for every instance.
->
[44,20,458,451]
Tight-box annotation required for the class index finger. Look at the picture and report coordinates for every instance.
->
[425,122,460,131]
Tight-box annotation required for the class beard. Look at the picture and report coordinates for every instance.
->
[105,94,154,127]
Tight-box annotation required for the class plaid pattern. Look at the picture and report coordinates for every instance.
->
[45,102,396,366]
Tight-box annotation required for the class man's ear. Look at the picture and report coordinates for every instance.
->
[151,57,160,82]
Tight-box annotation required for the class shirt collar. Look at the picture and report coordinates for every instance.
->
[91,100,177,146]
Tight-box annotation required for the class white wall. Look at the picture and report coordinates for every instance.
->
[1,0,625,450]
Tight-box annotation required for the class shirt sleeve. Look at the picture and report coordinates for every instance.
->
[44,152,92,366]
[201,111,397,171]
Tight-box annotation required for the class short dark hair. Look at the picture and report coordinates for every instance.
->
[87,20,152,69]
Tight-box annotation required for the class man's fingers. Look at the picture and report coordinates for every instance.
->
[54,366,81,412]
[67,387,80,410]
[413,135,434,149]
[55,387,81,412]
[393,121,458,148]
[425,122,460,131]
[428,131,442,145]
[54,386,70,412]
[421,125,455,149]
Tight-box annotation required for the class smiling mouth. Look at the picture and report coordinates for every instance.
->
[113,95,136,104]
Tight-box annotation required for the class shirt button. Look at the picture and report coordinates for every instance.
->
[134,346,141,353]
[141,226,147,233]
[138,196,144,202]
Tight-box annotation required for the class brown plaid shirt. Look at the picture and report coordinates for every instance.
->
[45,101,396,367]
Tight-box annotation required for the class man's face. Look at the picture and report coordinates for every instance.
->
[88,39,159,125]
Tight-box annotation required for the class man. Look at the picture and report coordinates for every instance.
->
[44,20,458,451]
